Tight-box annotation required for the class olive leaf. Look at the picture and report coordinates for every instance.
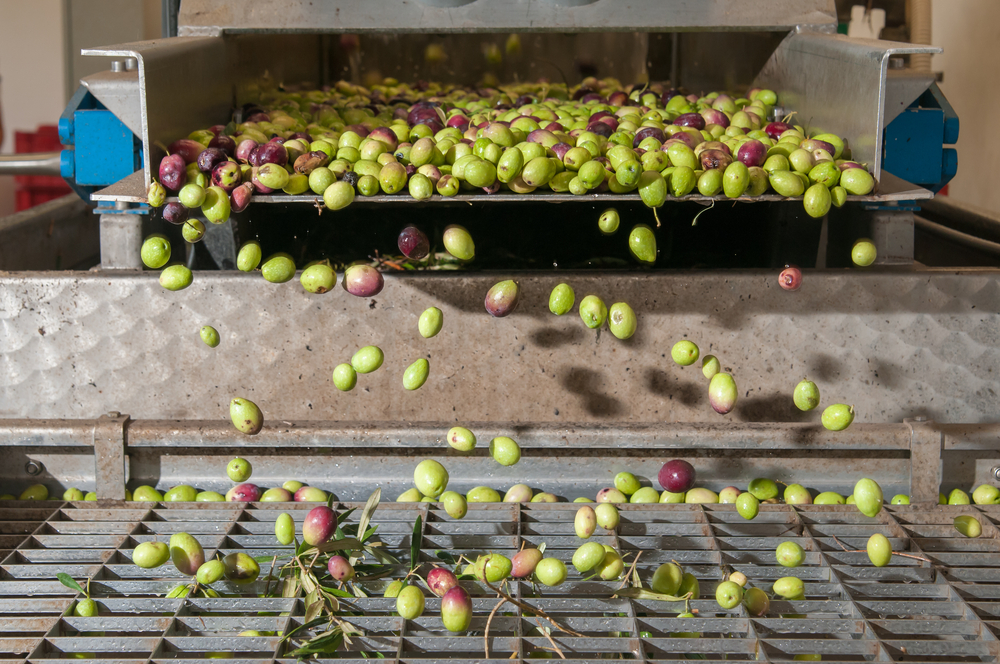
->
[281,575,300,598]
[537,542,546,555]
[56,573,86,596]
[303,588,323,624]
[308,537,362,554]
[434,550,458,566]
[613,588,693,602]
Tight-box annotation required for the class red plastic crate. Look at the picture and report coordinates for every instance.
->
[14,125,71,211]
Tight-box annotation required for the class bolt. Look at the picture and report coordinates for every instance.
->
[125,57,137,71]
[110,60,125,73]
[914,416,927,422]
[24,460,43,476]
[992,466,1000,482]
[106,411,121,418]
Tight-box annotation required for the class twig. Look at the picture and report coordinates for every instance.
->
[618,550,643,591]
[833,535,931,563]
[263,554,278,597]
[484,580,584,637]
[484,596,507,659]
[535,619,566,660]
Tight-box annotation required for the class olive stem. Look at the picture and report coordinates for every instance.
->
[262,555,278,597]
[617,550,643,591]
[535,618,567,660]
[833,535,931,563]
[483,580,584,637]
[484,596,507,659]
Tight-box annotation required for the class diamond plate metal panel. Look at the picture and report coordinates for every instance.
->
[0,271,998,423]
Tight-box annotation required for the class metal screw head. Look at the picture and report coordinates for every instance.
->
[106,411,121,418]
[110,60,125,73]
[992,466,1000,482]
[24,460,43,476]
[124,57,137,71]
[914,416,927,422]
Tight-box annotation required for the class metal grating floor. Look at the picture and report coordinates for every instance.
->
[1,500,999,662]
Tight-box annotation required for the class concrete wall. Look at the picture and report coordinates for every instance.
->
[0,0,159,217]
[932,0,1000,212]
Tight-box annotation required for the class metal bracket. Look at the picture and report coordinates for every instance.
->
[906,417,943,505]
[92,412,130,501]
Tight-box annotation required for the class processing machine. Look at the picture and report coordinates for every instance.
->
[1,0,999,661]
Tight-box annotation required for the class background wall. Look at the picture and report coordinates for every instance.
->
[0,1,997,216]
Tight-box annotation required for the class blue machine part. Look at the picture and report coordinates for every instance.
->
[58,85,143,202]
[883,82,959,193]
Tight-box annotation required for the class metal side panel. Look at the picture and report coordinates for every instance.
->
[177,0,837,35]
[753,31,941,181]
[0,196,99,271]
[0,271,997,424]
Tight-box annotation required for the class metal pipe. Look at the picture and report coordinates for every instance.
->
[920,196,1000,245]
[0,152,62,177]
[914,215,1000,259]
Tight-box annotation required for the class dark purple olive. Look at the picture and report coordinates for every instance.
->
[208,124,226,135]
[427,567,458,597]
[162,201,189,225]
[608,91,628,106]
[342,171,360,188]
[267,136,285,145]
[483,180,500,194]
[342,264,384,298]
[779,265,802,291]
[446,115,470,131]
[674,113,706,130]
[660,88,682,105]
[288,131,312,143]
[211,161,241,192]
[572,86,595,101]
[158,154,187,191]
[208,134,236,157]
[246,112,270,123]
[838,161,862,171]
[198,148,228,173]
[485,280,520,318]
[398,225,430,259]
[586,122,613,138]
[736,140,767,168]
[597,116,619,131]
[700,108,730,128]
[344,124,370,138]
[231,182,254,213]
[700,149,732,171]
[632,126,665,148]
[801,139,835,155]
[405,164,417,177]
[764,122,794,140]
[294,151,329,175]
[167,139,205,165]
[256,142,288,167]
[659,459,696,493]
[662,133,697,149]
[235,139,258,164]
[580,93,604,104]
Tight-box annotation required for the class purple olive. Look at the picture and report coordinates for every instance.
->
[250,168,274,194]
[235,140,258,164]
[302,505,338,546]
[663,133,697,150]
[709,373,738,415]
[427,567,459,597]
[162,201,189,225]
[197,147,229,173]
[550,143,572,160]
[675,113,706,130]
[398,225,430,259]
[700,108,730,128]
[342,264,384,298]
[168,139,205,165]
[231,182,254,213]
[659,459,696,493]
[256,142,288,167]
[440,586,473,633]
[208,134,236,157]
[246,112,270,123]
[585,122,613,138]
[485,280,520,317]
[158,154,187,191]
[327,555,355,581]
[736,140,767,168]
[838,161,862,171]
[764,122,794,140]
[779,265,802,291]
[632,126,665,148]
[211,161,241,192]
[608,91,628,106]
[700,149,733,171]
[226,483,261,502]
[660,88,682,105]
[369,127,399,151]
[801,139,835,155]
[344,124,370,138]
[511,549,543,578]
[267,136,285,145]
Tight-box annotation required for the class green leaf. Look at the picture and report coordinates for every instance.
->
[326,492,336,511]
[355,488,381,550]
[288,632,344,658]
[281,576,300,598]
[361,526,378,543]
[351,582,368,598]
[338,507,357,523]
[56,573,86,596]
[304,588,322,624]
[319,585,357,599]
[410,515,422,571]
[434,550,458,566]
[613,588,693,602]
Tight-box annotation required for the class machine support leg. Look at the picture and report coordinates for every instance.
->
[99,213,143,269]
[93,412,129,502]
[871,209,915,265]
[907,418,942,504]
